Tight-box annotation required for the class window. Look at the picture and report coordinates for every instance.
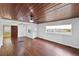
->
[46,24,72,35]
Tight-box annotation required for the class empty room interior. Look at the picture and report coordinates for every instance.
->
[0,3,79,56]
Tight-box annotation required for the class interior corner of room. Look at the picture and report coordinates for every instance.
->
[0,3,79,56]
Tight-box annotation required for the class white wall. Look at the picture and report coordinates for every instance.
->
[1,18,79,49]
[0,25,3,48]
[26,23,37,39]
[1,17,79,49]
[0,18,38,47]
[37,18,79,49]
[18,24,27,37]
[0,18,28,47]
[18,23,37,39]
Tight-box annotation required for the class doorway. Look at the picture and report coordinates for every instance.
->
[11,26,18,45]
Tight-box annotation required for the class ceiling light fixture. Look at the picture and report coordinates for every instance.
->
[29,19,34,22]
[29,12,34,23]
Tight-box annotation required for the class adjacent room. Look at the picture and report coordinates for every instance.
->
[0,3,79,56]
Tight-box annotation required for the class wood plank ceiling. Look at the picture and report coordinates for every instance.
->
[0,3,79,23]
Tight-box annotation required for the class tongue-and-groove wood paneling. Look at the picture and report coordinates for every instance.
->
[0,3,79,23]
[36,4,79,23]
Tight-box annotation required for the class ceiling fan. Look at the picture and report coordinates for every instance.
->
[29,9,38,23]
[29,12,34,22]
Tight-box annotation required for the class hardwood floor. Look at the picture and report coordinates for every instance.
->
[0,37,79,56]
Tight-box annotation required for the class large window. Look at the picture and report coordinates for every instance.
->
[3,25,11,39]
[46,24,72,35]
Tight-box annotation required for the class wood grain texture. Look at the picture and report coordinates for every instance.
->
[0,37,79,56]
[0,3,79,23]
[36,3,79,23]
